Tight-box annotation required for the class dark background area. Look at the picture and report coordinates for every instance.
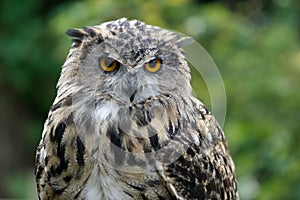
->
[0,0,299,199]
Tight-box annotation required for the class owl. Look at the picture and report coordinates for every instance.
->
[35,18,238,200]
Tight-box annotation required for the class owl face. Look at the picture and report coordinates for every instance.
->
[65,18,192,105]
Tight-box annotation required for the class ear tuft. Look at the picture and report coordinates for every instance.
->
[66,29,88,44]
[66,27,103,47]
[66,29,88,38]
[82,26,97,37]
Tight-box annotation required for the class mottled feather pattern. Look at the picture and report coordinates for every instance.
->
[35,18,238,199]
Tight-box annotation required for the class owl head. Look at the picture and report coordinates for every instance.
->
[59,18,192,105]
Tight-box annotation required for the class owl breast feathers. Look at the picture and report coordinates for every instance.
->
[35,18,238,200]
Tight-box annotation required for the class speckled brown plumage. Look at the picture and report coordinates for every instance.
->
[35,18,238,200]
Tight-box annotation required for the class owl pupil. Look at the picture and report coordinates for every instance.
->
[105,58,115,68]
[148,58,160,68]
[148,59,157,68]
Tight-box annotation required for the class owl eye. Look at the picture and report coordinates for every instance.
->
[99,57,120,72]
[144,58,162,73]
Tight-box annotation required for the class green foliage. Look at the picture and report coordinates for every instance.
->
[1,0,299,199]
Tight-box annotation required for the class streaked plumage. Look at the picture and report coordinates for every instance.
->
[35,18,238,199]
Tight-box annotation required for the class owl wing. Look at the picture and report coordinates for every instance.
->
[35,100,90,199]
[156,100,238,200]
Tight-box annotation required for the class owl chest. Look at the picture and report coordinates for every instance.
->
[81,163,166,200]
[82,164,133,200]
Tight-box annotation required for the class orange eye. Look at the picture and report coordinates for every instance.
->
[99,57,120,72]
[144,58,162,73]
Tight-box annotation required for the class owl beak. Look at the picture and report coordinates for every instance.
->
[125,71,138,103]
[129,89,137,102]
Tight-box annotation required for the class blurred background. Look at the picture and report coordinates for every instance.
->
[0,0,299,199]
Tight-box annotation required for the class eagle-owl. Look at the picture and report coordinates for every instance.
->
[35,18,238,200]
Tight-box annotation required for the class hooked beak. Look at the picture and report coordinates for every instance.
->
[122,71,138,103]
